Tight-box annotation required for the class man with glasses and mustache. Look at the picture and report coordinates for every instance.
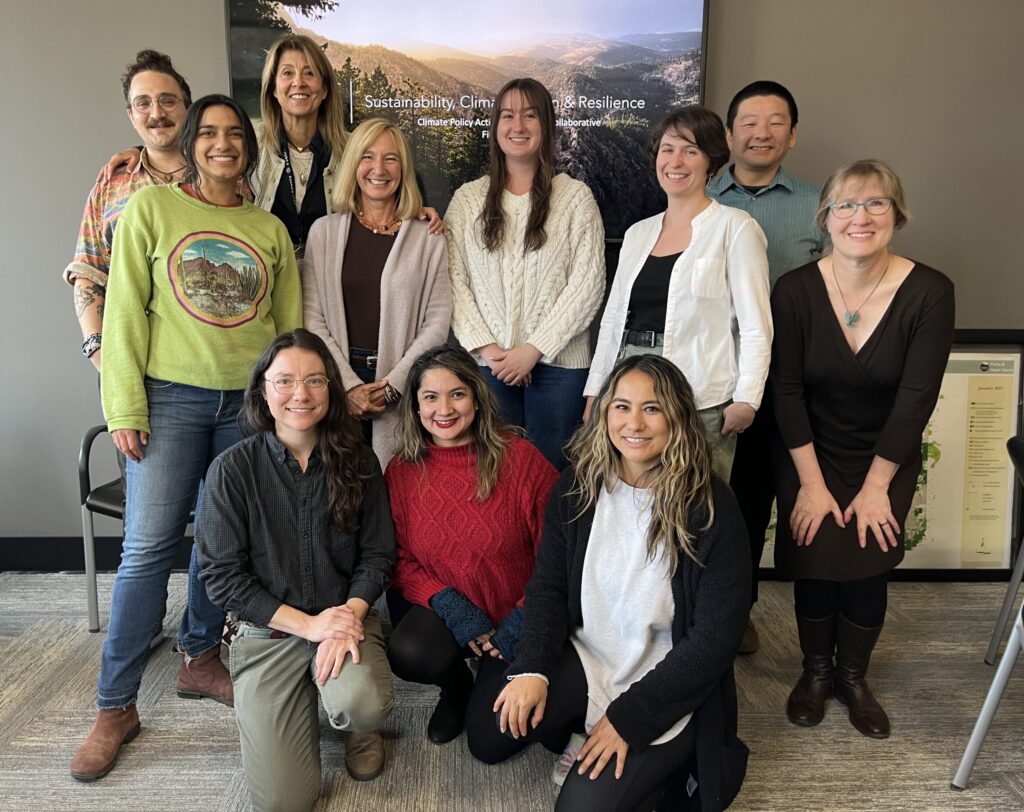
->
[64,50,235,782]
[64,50,193,372]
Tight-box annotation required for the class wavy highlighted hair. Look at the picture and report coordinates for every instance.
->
[394,345,521,500]
[331,117,423,220]
[243,329,369,532]
[567,355,714,570]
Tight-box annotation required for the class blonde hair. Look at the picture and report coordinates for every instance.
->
[567,355,714,571]
[259,34,348,158]
[331,118,423,219]
[816,158,910,232]
[394,345,521,501]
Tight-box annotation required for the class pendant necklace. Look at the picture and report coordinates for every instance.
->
[831,259,889,327]
[357,210,401,235]
[153,164,186,183]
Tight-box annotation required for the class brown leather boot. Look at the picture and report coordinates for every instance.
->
[176,647,233,706]
[342,730,385,781]
[786,614,835,727]
[834,615,890,739]
[70,706,141,781]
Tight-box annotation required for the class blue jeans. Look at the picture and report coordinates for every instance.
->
[483,362,587,470]
[97,378,243,709]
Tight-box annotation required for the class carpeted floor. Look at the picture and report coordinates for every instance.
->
[0,573,1020,811]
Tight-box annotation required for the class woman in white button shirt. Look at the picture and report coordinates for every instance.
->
[584,107,772,480]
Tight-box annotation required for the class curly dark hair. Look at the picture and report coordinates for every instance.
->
[121,49,192,108]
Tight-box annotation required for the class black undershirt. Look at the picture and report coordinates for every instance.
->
[625,251,682,333]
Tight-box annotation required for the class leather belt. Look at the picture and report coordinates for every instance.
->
[623,329,665,348]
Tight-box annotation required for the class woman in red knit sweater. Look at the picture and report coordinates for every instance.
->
[385,345,558,750]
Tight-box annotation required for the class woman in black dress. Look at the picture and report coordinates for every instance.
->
[771,159,954,739]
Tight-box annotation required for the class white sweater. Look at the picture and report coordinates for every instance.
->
[445,174,606,369]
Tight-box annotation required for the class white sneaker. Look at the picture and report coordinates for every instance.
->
[552,733,586,789]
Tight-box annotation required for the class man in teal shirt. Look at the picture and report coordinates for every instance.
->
[709,81,825,653]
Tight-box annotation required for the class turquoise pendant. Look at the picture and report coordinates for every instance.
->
[844,310,859,327]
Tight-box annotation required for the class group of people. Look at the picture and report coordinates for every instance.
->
[61,36,954,812]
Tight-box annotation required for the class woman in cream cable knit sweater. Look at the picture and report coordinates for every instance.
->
[445,78,605,469]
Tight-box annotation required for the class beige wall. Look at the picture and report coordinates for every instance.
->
[705,0,1022,330]
[2,0,1021,537]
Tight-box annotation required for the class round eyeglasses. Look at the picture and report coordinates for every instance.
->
[265,375,330,394]
[826,197,894,219]
[131,94,183,114]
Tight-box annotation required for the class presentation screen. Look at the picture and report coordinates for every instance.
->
[229,0,708,239]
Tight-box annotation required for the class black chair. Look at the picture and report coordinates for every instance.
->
[79,425,125,633]
[983,436,1024,665]
[78,424,193,633]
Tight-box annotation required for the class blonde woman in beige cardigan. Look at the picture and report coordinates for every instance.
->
[304,118,450,468]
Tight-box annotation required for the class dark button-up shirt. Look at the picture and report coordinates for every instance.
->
[196,432,395,627]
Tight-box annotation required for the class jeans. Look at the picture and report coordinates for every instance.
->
[97,378,243,709]
[483,362,587,470]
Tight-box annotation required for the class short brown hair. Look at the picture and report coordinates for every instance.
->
[647,107,729,179]
[816,159,910,232]
[121,50,192,108]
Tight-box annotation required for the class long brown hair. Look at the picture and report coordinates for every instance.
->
[259,34,348,158]
[394,345,521,501]
[244,329,368,532]
[480,78,556,253]
[567,355,714,571]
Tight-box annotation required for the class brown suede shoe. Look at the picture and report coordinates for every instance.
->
[70,706,141,781]
[176,647,234,706]
[738,618,760,654]
[342,730,385,781]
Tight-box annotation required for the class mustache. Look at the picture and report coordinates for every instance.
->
[147,118,175,129]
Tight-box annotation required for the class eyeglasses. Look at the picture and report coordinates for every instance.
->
[265,374,330,394]
[131,94,183,114]
[826,197,894,219]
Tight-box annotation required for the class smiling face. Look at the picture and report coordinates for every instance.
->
[273,48,325,121]
[127,70,187,152]
[496,89,543,166]
[655,127,711,200]
[264,347,329,443]
[726,94,797,179]
[356,129,402,206]
[193,104,247,185]
[826,176,896,262]
[417,367,477,448]
[606,370,670,485]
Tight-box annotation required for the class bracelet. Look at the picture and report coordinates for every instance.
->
[82,333,102,359]
[383,383,401,405]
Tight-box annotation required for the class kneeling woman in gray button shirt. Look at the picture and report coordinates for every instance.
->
[196,328,396,812]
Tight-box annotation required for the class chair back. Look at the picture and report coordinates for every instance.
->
[1007,436,1024,488]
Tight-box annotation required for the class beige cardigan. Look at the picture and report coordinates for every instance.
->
[304,213,451,467]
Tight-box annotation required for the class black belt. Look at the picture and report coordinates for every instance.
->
[623,329,665,348]
[349,347,378,370]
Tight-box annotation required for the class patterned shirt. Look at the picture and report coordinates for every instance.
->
[196,432,396,627]
[63,150,168,289]
[708,165,826,288]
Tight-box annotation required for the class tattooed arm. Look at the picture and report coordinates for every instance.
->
[74,277,106,371]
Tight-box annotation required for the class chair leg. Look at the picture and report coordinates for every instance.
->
[984,539,1024,665]
[82,506,100,633]
[951,618,1023,789]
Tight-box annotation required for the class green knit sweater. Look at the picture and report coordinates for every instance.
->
[101,184,301,433]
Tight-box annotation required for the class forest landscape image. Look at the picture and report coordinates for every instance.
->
[229,0,706,239]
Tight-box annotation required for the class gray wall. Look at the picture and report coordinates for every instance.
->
[2,0,1022,538]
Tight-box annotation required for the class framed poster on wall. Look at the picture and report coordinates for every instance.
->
[227,0,709,239]
[760,347,1022,572]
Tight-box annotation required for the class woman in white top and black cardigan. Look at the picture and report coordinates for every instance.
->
[584,107,772,481]
[491,354,750,812]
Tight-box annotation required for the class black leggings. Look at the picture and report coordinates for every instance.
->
[794,574,889,627]
[480,643,697,812]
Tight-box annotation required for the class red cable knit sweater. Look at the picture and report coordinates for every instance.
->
[385,437,558,624]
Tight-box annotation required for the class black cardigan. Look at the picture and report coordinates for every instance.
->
[508,469,751,811]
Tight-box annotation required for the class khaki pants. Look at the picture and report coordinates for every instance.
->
[230,611,394,812]
[617,343,737,480]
